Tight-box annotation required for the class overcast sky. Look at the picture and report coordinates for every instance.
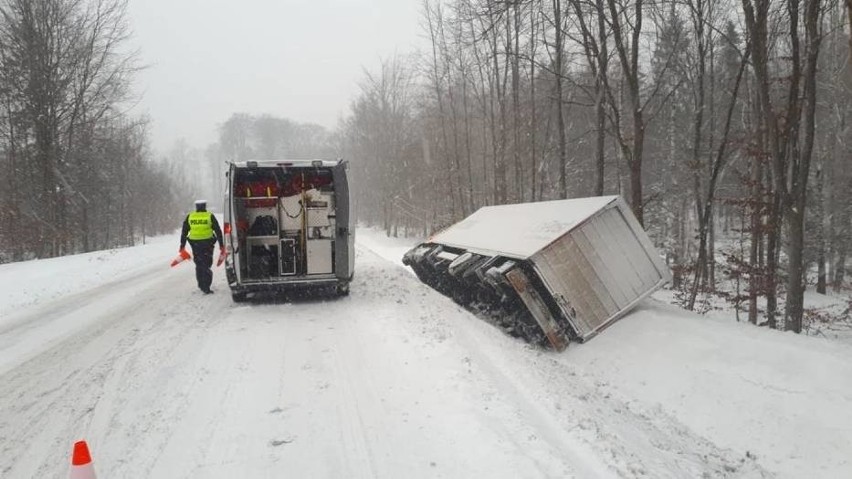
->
[128,0,422,153]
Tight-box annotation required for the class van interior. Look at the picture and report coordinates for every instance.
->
[231,165,337,281]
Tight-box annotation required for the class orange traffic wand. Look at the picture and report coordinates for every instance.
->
[170,248,192,267]
[70,440,97,479]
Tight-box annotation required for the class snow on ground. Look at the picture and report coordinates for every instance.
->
[566,302,852,478]
[654,236,852,345]
[0,234,177,315]
[654,277,852,345]
[800,289,852,343]
[0,227,850,478]
[354,227,418,269]
[361,228,852,478]
[0,234,180,375]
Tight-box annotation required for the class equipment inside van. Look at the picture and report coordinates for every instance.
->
[223,160,354,302]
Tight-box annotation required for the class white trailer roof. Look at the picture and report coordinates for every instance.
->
[429,196,620,259]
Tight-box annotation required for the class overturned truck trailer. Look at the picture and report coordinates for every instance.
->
[403,196,671,350]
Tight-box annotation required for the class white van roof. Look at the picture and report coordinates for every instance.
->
[231,159,343,168]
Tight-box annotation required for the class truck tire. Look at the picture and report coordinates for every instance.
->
[336,281,350,297]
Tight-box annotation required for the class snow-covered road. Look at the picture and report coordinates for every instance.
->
[1,231,849,478]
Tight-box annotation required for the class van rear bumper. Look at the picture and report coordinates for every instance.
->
[228,274,346,294]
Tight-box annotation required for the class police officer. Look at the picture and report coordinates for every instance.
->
[179,200,225,294]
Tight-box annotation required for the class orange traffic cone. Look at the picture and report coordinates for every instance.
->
[70,440,97,479]
[170,248,192,267]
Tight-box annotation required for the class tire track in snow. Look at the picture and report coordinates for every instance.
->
[108,290,238,477]
[0,262,168,375]
[327,317,381,479]
[0,267,230,478]
[0,260,164,335]
[450,325,769,478]
[341,247,578,478]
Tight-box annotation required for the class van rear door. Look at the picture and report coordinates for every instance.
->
[331,160,353,279]
[226,163,243,283]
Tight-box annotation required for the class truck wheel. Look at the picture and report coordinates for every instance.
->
[336,282,350,297]
[231,291,247,303]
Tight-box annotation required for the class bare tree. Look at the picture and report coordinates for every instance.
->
[0,0,180,260]
[741,0,825,332]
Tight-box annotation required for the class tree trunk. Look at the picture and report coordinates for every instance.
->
[553,0,568,199]
[529,3,538,202]
[688,46,748,310]
[607,0,646,225]
[765,189,781,329]
[629,149,643,224]
[511,0,522,202]
[784,0,822,333]
[835,248,847,289]
[424,1,457,218]
[785,207,806,332]
[748,155,762,325]
[689,0,708,303]
[594,0,608,196]
[816,164,827,294]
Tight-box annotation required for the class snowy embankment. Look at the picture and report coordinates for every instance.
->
[362,229,852,478]
[0,235,179,376]
[0,228,849,478]
[0,235,177,313]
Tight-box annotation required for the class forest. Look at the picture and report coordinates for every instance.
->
[331,0,852,334]
[0,0,189,262]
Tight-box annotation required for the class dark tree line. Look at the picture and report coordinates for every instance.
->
[0,0,187,262]
[340,0,851,334]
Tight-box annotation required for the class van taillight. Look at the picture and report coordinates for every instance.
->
[224,223,232,234]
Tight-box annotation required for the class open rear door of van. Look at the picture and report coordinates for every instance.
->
[332,160,354,280]
[225,162,243,284]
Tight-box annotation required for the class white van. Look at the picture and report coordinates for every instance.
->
[223,159,354,302]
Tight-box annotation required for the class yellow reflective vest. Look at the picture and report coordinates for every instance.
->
[187,211,214,240]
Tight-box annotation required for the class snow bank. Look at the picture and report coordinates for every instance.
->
[360,228,852,478]
[0,235,177,320]
[563,300,852,478]
[354,226,422,269]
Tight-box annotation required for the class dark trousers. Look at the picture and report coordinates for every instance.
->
[189,238,216,292]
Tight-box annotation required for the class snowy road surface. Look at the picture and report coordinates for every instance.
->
[1,230,850,478]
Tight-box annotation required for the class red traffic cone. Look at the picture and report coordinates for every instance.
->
[70,440,97,479]
[170,248,192,267]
